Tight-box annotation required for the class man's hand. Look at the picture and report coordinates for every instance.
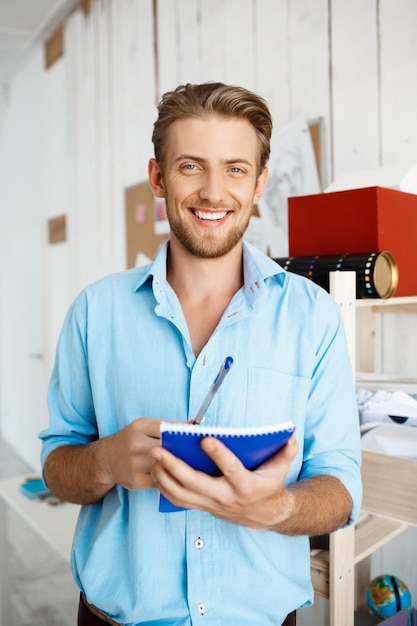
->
[43,417,162,504]
[101,417,162,491]
[150,434,352,535]
[149,433,299,530]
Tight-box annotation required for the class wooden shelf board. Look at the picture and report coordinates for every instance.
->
[356,295,417,310]
[361,450,417,526]
[310,513,408,599]
[310,549,330,598]
[353,513,408,563]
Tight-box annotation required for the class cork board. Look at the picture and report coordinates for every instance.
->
[48,215,66,244]
[125,182,168,268]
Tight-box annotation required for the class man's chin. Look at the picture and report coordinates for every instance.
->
[170,222,249,259]
[183,234,244,259]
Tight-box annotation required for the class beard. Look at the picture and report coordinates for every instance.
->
[166,196,251,259]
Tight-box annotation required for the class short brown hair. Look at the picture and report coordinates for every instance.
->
[152,82,272,175]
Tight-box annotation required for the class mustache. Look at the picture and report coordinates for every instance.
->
[183,197,238,211]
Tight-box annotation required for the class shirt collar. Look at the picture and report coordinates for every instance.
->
[241,240,286,303]
[132,239,286,303]
[132,241,169,303]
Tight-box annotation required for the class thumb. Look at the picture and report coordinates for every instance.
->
[283,433,299,460]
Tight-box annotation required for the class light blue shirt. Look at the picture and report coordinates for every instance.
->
[40,240,362,626]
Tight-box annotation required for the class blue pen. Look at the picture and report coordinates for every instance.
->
[193,356,234,424]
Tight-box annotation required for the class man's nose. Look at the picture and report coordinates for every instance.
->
[199,171,226,205]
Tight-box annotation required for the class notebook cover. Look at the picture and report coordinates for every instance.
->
[159,421,295,512]
[383,608,415,626]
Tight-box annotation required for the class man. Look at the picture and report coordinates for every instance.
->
[40,82,362,626]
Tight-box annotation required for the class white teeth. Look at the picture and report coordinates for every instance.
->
[194,210,227,221]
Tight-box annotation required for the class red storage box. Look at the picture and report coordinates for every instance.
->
[288,186,417,297]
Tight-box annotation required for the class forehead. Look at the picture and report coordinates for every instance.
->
[165,115,260,163]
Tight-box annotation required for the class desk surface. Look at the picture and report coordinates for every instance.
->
[0,475,80,561]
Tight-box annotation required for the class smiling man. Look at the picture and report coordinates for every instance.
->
[150,115,266,259]
[40,83,362,626]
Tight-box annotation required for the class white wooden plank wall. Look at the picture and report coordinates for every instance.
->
[117,0,156,182]
[176,0,201,86]
[199,0,255,89]
[288,0,331,184]
[66,0,156,290]
[254,0,290,126]
[379,0,417,169]
[67,8,99,289]
[289,0,330,120]
[155,0,178,93]
[330,0,380,178]
[373,0,417,374]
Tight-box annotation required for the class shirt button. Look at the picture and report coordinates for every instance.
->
[198,603,205,615]
[194,536,204,549]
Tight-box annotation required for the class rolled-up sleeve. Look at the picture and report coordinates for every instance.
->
[299,293,362,524]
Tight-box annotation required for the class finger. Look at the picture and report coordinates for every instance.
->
[282,433,299,460]
[199,437,245,479]
[150,445,206,483]
[132,417,162,439]
[150,447,211,509]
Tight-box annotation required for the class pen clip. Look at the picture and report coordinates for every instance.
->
[213,356,233,387]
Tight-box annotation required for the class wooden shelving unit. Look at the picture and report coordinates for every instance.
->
[356,294,417,373]
[310,513,409,601]
[308,272,417,626]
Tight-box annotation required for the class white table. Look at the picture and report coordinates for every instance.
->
[0,475,79,625]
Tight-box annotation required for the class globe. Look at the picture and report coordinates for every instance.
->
[366,575,412,619]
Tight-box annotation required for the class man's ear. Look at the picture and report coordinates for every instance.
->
[148,158,165,198]
[253,167,268,204]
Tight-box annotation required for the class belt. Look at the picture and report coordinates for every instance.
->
[79,592,296,626]
[79,593,123,626]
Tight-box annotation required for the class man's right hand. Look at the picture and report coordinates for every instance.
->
[100,417,162,491]
[43,417,162,504]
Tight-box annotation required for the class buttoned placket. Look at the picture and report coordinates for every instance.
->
[194,535,205,617]
[185,512,215,621]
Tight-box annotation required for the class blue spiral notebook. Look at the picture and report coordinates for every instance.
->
[159,421,295,512]
[383,608,416,625]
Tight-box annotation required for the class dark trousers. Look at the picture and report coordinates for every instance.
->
[78,594,296,625]
[78,594,121,626]
[283,611,297,626]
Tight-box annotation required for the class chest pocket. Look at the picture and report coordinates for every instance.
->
[244,367,310,428]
